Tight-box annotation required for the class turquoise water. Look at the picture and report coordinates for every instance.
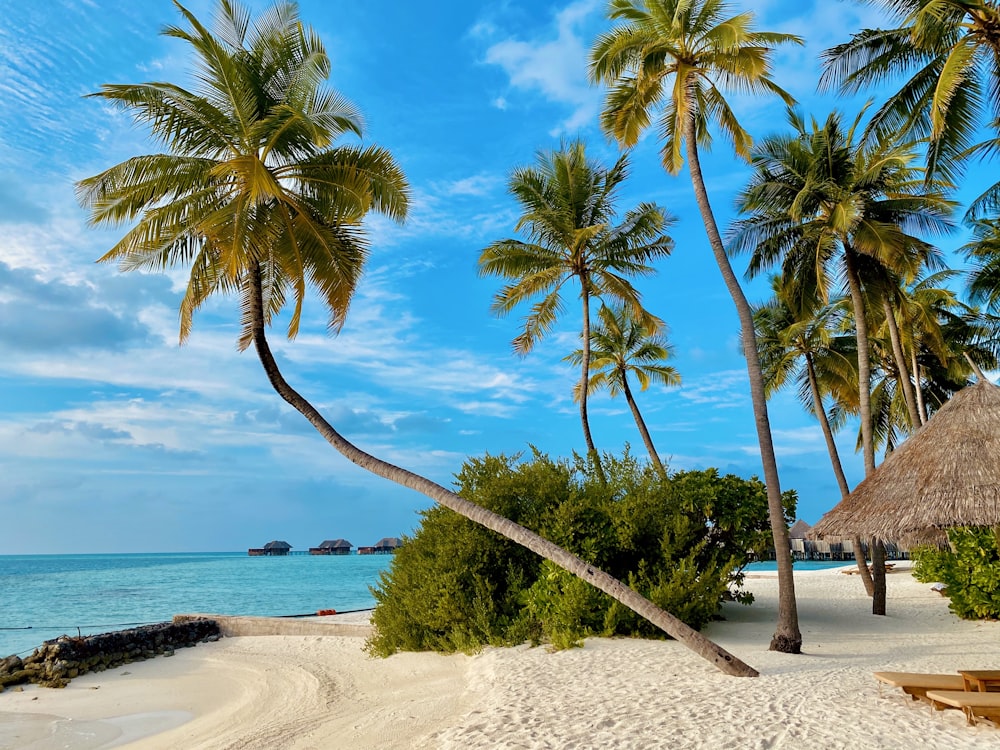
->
[0,552,392,658]
[744,560,855,572]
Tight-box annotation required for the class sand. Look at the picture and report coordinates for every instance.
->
[2,563,999,749]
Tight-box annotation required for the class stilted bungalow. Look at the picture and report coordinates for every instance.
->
[309,539,353,555]
[358,537,401,555]
[247,540,292,556]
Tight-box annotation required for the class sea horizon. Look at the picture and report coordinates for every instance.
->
[1,551,393,658]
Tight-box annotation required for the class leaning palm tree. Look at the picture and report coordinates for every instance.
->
[820,0,1000,182]
[731,107,955,614]
[77,1,757,676]
[479,141,674,476]
[567,303,680,476]
[590,0,804,652]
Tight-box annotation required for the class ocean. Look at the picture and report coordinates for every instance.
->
[0,552,392,658]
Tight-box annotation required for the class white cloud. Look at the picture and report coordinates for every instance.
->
[480,0,603,136]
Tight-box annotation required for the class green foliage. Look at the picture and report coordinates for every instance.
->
[366,450,792,656]
[911,545,954,584]
[911,527,1000,620]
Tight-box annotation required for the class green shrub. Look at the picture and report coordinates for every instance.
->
[366,449,793,656]
[912,527,1000,620]
[911,545,954,584]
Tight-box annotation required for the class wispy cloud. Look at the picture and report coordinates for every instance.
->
[477,0,604,136]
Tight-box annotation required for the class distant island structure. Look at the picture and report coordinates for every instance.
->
[248,540,293,557]
[358,537,402,555]
[309,539,352,555]
[248,537,402,556]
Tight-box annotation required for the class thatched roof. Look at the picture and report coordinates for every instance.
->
[374,537,401,549]
[264,540,291,550]
[788,519,812,539]
[811,379,1000,543]
[319,539,352,549]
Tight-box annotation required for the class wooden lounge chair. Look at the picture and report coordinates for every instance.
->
[873,672,966,702]
[924,690,1000,726]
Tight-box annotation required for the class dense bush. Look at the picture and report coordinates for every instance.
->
[367,450,795,656]
[912,526,1000,620]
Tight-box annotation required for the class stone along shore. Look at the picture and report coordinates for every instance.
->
[0,618,220,690]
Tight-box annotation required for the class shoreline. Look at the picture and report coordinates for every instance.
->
[3,563,1000,749]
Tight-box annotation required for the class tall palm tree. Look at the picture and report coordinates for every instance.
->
[590,0,805,653]
[753,276,876,594]
[567,303,680,476]
[731,107,954,614]
[820,0,1000,181]
[479,141,674,477]
[77,1,758,676]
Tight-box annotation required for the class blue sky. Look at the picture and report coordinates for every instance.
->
[0,0,984,554]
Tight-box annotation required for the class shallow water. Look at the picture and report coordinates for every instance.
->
[0,552,391,657]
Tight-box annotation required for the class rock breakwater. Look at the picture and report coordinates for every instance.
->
[0,618,219,689]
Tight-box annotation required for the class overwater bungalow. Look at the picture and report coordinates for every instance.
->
[309,539,352,555]
[247,540,292,556]
[359,537,402,555]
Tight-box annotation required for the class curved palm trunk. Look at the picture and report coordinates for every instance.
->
[246,265,755,676]
[805,354,874,596]
[621,373,667,477]
[684,116,801,653]
[881,296,921,428]
[579,283,605,480]
[843,247,886,615]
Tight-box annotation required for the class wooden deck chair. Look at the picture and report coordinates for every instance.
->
[873,672,966,702]
[924,690,1000,726]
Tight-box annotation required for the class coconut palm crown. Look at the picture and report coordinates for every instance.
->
[479,140,673,467]
[590,0,802,174]
[77,0,409,348]
[820,0,1000,182]
[567,303,680,475]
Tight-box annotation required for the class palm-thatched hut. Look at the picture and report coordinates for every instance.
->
[263,540,292,556]
[811,379,1000,544]
[309,539,353,555]
[374,536,402,553]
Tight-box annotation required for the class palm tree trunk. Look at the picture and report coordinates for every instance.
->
[844,248,876,477]
[912,350,927,425]
[621,373,667,477]
[843,247,885,615]
[805,353,850,498]
[881,296,921,428]
[245,264,756,676]
[683,115,801,653]
[804,353,874,595]
[580,282,605,480]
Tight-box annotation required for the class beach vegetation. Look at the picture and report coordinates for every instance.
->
[367,450,795,656]
[912,526,1000,620]
[589,0,805,653]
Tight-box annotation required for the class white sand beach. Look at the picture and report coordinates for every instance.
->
[2,563,999,750]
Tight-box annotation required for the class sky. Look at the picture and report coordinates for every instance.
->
[0,0,988,554]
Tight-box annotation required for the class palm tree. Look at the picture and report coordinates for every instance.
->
[590,0,805,653]
[731,107,955,614]
[77,1,758,676]
[567,303,680,476]
[820,0,1000,181]
[478,141,674,477]
[753,276,876,594]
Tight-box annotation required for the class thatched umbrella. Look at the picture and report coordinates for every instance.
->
[811,379,1000,544]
